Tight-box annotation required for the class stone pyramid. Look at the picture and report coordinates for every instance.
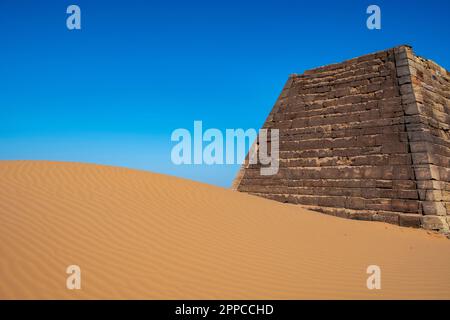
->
[233,45,450,233]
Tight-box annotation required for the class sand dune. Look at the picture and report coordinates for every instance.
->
[0,160,449,299]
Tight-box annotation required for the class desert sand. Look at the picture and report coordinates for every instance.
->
[0,160,449,299]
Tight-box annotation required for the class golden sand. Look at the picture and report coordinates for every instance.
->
[0,161,449,299]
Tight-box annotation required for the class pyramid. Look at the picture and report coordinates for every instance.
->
[233,45,450,233]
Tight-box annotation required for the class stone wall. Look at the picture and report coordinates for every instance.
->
[233,45,450,233]
[404,48,450,231]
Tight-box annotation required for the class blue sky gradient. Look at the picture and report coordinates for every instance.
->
[1,0,449,187]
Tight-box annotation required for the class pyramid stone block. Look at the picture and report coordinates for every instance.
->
[233,45,450,233]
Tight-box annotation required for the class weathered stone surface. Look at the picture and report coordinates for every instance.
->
[234,45,450,234]
[421,216,450,232]
[422,201,447,216]
[399,214,422,228]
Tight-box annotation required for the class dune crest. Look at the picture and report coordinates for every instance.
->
[0,161,449,299]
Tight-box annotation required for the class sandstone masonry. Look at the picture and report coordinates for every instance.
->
[233,45,450,233]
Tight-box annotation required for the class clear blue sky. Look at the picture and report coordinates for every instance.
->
[1,0,449,187]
